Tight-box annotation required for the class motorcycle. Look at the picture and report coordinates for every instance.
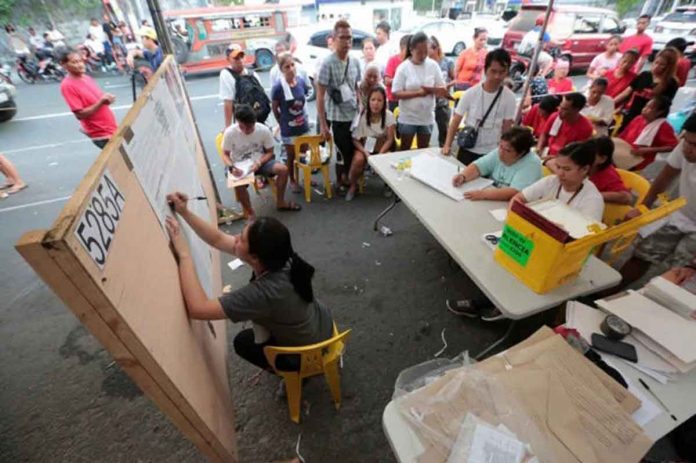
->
[16,53,65,84]
[0,64,12,84]
[509,47,568,93]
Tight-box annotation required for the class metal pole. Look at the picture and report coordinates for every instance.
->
[513,0,554,124]
[145,0,174,55]
[143,0,229,215]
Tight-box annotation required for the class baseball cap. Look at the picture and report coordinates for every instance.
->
[138,26,157,41]
[226,43,245,59]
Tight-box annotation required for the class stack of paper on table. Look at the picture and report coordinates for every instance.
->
[395,327,652,463]
[226,158,255,188]
[565,301,679,384]
[527,199,606,240]
[643,276,696,320]
[596,291,696,374]
[408,154,493,201]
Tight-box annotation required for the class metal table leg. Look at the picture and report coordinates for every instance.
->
[373,197,401,231]
[475,320,517,360]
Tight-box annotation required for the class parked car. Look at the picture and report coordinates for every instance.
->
[502,4,625,70]
[0,81,17,123]
[291,26,373,100]
[651,7,696,56]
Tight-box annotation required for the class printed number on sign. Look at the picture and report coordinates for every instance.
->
[74,170,126,268]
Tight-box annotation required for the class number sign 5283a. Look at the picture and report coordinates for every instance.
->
[74,170,126,269]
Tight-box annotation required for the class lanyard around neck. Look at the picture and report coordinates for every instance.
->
[555,182,584,205]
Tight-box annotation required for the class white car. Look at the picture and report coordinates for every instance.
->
[290,24,373,98]
[394,17,507,57]
[652,7,696,55]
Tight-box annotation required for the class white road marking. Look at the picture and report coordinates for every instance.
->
[0,195,71,214]
[12,94,219,122]
[4,139,89,154]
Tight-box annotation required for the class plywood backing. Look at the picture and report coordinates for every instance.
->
[16,56,237,462]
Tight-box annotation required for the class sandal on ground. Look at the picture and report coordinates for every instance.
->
[0,183,14,191]
[277,202,302,212]
[7,183,27,194]
[445,299,480,318]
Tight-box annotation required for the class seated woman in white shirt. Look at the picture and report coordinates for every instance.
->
[450,126,541,201]
[581,77,615,137]
[512,140,605,222]
[447,140,604,321]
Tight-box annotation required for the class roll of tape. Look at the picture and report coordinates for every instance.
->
[600,314,632,341]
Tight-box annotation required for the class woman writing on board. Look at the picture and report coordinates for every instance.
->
[165,192,334,372]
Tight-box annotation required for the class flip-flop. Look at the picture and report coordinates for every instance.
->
[0,183,14,191]
[7,184,27,194]
[277,202,302,212]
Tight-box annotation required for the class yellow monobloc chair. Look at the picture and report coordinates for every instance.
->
[600,168,651,264]
[264,325,351,423]
[215,132,276,198]
[393,106,419,150]
[293,134,334,203]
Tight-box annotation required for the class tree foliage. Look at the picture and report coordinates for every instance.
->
[1,0,101,25]
[616,0,643,17]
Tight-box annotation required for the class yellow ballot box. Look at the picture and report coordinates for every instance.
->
[494,196,687,294]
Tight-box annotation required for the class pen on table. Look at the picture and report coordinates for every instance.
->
[638,377,677,421]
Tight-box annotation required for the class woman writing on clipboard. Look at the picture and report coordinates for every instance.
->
[165,192,334,372]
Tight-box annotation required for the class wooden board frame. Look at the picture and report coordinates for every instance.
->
[16,57,237,462]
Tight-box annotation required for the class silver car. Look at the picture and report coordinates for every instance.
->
[652,7,696,54]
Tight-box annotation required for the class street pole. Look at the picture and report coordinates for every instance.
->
[513,0,554,124]
[143,0,236,221]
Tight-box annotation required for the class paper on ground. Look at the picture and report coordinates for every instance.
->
[489,208,507,222]
[228,258,245,271]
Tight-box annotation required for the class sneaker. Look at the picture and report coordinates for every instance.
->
[480,307,506,322]
[445,299,479,318]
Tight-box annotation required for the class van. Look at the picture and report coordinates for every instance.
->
[502,5,625,70]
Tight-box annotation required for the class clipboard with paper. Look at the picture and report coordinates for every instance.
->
[226,158,255,188]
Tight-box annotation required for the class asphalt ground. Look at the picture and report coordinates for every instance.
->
[1,68,663,463]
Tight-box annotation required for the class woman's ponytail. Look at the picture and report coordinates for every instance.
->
[289,251,315,303]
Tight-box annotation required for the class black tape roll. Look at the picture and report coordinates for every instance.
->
[600,314,632,341]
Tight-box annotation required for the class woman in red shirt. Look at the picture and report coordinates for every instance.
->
[588,136,632,205]
[602,50,639,101]
[453,28,487,91]
[522,95,560,139]
[619,95,678,171]
[547,58,573,95]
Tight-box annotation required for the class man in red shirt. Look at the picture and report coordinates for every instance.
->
[522,95,560,139]
[619,15,653,73]
[537,93,593,157]
[59,49,118,148]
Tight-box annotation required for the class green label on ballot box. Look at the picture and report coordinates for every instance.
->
[499,225,534,267]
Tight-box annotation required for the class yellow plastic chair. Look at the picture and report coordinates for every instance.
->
[541,164,553,177]
[611,113,624,137]
[600,169,651,264]
[450,90,465,109]
[264,325,351,424]
[393,106,419,150]
[293,134,334,203]
[215,132,276,198]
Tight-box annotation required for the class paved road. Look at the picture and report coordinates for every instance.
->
[0,70,595,462]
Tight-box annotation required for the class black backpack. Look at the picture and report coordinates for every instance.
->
[227,68,271,124]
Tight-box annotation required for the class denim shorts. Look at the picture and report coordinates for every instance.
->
[397,123,433,136]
